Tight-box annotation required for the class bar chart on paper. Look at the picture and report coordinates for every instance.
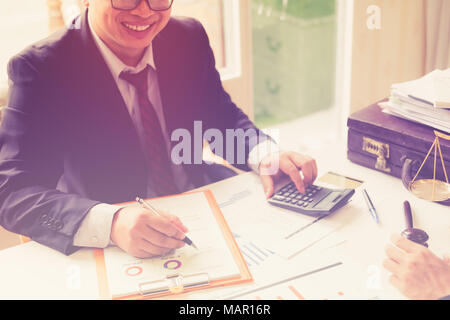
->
[233,233,274,269]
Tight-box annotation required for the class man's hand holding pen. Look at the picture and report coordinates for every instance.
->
[110,207,189,259]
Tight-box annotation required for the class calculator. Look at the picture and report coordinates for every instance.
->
[268,182,355,217]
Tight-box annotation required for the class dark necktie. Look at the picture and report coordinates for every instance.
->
[120,66,179,196]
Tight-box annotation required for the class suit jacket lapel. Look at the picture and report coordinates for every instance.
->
[77,10,137,137]
[73,10,148,197]
[153,25,180,141]
[153,21,196,151]
[153,22,206,188]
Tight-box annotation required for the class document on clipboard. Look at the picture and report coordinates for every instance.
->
[94,190,252,300]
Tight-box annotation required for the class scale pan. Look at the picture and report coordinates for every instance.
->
[410,179,450,202]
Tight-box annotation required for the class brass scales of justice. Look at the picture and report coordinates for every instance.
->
[409,130,450,202]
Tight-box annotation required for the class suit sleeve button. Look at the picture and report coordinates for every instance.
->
[54,221,63,230]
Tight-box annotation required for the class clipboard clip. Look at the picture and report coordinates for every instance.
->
[138,272,210,297]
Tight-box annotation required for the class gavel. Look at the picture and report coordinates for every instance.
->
[401,201,429,247]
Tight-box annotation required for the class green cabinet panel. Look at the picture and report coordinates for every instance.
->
[254,0,335,19]
[252,0,337,127]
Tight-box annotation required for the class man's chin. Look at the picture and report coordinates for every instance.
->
[118,35,156,50]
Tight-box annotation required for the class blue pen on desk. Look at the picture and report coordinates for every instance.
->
[362,189,379,224]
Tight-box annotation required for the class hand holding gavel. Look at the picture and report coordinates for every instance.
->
[401,201,429,247]
[383,201,450,300]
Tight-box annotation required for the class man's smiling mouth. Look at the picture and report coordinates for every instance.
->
[122,22,153,32]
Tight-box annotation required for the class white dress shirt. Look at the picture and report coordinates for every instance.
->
[73,17,279,248]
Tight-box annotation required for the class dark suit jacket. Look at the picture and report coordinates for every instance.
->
[0,11,269,255]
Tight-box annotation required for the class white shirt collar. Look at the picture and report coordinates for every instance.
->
[88,15,157,82]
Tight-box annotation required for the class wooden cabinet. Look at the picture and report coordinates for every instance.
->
[350,0,426,114]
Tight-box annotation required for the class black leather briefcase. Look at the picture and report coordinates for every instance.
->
[347,100,450,205]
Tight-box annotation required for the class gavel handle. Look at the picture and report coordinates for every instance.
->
[404,201,414,229]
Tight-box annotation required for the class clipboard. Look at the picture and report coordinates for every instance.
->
[93,190,253,300]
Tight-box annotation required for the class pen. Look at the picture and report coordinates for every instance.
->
[362,189,379,224]
[136,197,198,250]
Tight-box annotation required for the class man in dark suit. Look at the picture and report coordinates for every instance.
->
[0,0,317,257]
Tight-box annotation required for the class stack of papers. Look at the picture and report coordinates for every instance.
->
[379,69,450,133]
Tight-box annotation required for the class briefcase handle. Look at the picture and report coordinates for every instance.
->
[401,157,450,206]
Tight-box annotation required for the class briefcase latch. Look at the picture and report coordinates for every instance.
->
[362,137,391,173]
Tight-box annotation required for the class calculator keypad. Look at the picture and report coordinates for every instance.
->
[272,183,322,208]
[268,182,355,217]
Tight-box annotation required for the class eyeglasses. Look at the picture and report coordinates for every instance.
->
[111,0,174,11]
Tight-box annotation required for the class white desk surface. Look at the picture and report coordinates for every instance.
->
[0,113,449,300]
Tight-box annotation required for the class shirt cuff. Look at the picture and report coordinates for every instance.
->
[73,203,122,248]
[247,139,280,173]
